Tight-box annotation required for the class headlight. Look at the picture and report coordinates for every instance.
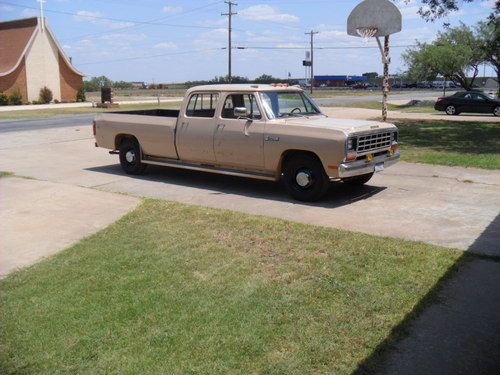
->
[346,137,357,151]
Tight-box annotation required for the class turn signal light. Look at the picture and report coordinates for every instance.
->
[391,142,399,151]
[346,151,357,161]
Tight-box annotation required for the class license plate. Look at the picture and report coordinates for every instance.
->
[375,163,385,172]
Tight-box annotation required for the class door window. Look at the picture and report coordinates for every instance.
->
[221,94,262,120]
[186,93,219,118]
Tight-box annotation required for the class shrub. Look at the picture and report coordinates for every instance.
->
[31,100,42,105]
[76,87,86,102]
[54,99,60,104]
[8,88,23,105]
[39,86,53,104]
[0,92,8,106]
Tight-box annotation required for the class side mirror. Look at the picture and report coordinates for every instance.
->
[234,107,249,119]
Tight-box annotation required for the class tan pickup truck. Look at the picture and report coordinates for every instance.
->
[93,84,399,201]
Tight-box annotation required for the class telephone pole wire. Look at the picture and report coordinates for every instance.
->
[222,1,237,83]
[305,30,319,94]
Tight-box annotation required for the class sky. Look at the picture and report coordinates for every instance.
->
[0,0,496,83]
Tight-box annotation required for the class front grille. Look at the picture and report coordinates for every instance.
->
[356,132,394,153]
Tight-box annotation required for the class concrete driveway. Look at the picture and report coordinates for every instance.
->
[0,118,498,256]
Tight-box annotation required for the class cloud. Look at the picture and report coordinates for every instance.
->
[238,5,299,23]
[73,10,134,29]
[21,8,38,18]
[100,33,147,42]
[162,5,183,14]
[0,4,15,12]
[154,42,178,49]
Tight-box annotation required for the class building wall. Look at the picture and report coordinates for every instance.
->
[25,28,61,101]
[58,53,83,102]
[0,58,28,101]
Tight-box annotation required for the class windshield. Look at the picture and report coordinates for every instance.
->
[259,91,321,119]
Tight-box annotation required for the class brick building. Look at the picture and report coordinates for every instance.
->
[0,17,84,103]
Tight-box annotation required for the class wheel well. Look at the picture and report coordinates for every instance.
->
[279,150,323,173]
[115,134,138,150]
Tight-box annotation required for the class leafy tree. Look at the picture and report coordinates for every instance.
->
[113,81,134,89]
[476,20,500,96]
[403,23,482,90]
[403,0,499,22]
[254,74,275,83]
[83,76,113,92]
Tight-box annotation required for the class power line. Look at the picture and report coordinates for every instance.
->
[232,45,417,50]
[0,1,232,31]
[222,1,237,83]
[77,48,222,66]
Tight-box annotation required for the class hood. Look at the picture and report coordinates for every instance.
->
[282,116,397,134]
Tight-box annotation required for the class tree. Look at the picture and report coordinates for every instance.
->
[403,23,482,90]
[404,0,499,22]
[83,76,113,92]
[476,20,500,96]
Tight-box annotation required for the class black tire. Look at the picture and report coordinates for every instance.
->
[119,138,147,175]
[282,154,329,202]
[341,172,374,186]
[445,105,458,116]
[494,106,500,117]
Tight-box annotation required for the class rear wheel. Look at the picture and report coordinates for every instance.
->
[282,154,329,202]
[119,138,147,175]
[494,106,500,117]
[341,172,374,186]
[445,105,459,115]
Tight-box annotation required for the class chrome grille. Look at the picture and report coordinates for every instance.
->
[357,132,394,153]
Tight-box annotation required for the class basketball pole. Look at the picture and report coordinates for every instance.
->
[380,35,390,122]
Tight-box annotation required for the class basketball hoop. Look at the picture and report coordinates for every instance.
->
[356,27,378,43]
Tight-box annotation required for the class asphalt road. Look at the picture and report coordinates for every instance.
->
[314,90,442,105]
[0,114,94,133]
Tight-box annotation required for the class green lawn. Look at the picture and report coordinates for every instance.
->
[322,100,436,113]
[0,171,13,178]
[0,102,182,120]
[396,120,500,169]
[0,199,462,374]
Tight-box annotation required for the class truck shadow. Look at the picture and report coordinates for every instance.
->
[85,164,386,209]
[351,213,500,375]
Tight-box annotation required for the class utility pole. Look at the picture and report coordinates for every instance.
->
[222,1,237,83]
[305,30,318,94]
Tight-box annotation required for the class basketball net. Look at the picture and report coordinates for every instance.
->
[356,27,378,43]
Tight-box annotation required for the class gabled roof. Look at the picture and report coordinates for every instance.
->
[0,17,84,77]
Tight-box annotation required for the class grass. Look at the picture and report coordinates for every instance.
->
[0,171,13,178]
[322,100,436,113]
[0,199,462,374]
[396,120,500,169]
[0,102,182,120]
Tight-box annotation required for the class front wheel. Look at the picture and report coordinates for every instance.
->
[119,138,147,175]
[494,106,500,117]
[445,105,459,115]
[341,172,374,186]
[282,154,329,202]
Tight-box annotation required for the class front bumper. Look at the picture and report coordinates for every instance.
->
[337,151,400,179]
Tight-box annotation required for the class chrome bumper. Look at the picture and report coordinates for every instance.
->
[337,152,400,179]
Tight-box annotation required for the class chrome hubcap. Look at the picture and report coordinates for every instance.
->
[296,171,312,188]
[495,107,499,116]
[446,106,455,114]
[125,150,136,163]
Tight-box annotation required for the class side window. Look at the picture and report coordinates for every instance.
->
[221,94,262,120]
[186,93,219,118]
[472,93,485,101]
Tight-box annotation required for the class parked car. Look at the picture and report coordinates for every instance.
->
[93,84,400,201]
[417,82,431,89]
[434,91,500,116]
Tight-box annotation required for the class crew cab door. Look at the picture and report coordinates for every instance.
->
[214,93,265,169]
[176,93,219,163]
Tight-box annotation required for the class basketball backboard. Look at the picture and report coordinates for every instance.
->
[347,0,402,38]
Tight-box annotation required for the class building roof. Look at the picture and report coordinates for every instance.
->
[186,84,303,94]
[0,17,84,77]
